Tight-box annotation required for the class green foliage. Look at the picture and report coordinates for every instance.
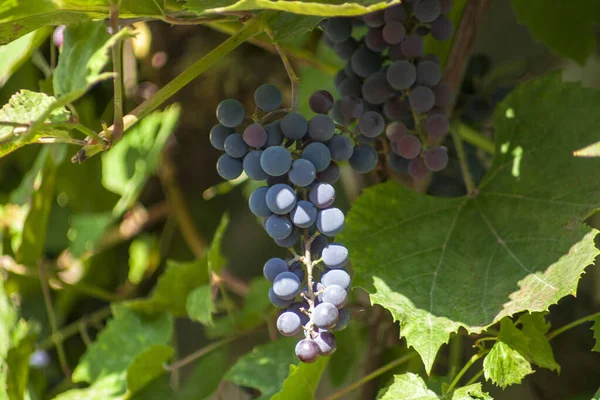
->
[0,28,50,86]
[186,284,214,326]
[126,344,174,395]
[340,75,600,372]
[6,320,40,400]
[483,342,532,389]
[176,348,228,399]
[208,212,229,274]
[517,313,560,371]
[511,0,600,65]
[271,356,329,400]
[592,315,600,352]
[376,373,492,399]
[128,234,159,284]
[68,211,113,257]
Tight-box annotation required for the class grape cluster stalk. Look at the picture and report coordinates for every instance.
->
[322,0,455,179]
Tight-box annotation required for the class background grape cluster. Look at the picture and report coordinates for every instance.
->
[322,0,455,179]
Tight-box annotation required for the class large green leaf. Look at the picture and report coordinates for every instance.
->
[340,74,600,373]
[483,341,533,389]
[0,0,164,45]
[262,11,322,41]
[126,344,174,396]
[0,90,72,158]
[511,0,600,65]
[6,320,40,400]
[0,28,51,86]
[271,356,329,400]
[516,312,559,371]
[376,373,492,400]
[176,347,228,400]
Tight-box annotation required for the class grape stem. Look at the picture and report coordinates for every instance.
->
[302,229,317,339]
[264,26,300,113]
[450,122,477,195]
[445,349,490,394]
[109,2,124,142]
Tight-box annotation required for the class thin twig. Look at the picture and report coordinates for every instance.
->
[164,15,234,25]
[445,349,490,394]
[546,311,600,340]
[110,3,124,142]
[39,262,71,380]
[465,369,484,386]
[264,26,300,112]
[37,307,112,350]
[458,123,495,154]
[164,335,239,371]
[451,125,476,195]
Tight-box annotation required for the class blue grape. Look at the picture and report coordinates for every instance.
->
[316,208,345,237]
[302,142,331,172]
[365,28,387,52]
[322,243,348,269]
[281,112,308,140]
[310,234,329,259]
[216,154,243,180]
[291,200,318,228]
[265,121,284,146]
[321,284,347,308]
[288,302,310,326]
[288,259,305,280]
[315,331,337,355]
[333,308,351,331]
[335,37,359,60]
[249,186,272,217]
[414,0,441,23]
[308,114,335,142]
[362,74,392,105]
[423,146,449,171]
[323,18,352,43]
[243,123,267,148]
[431,15,454,41]
[309,182,335,209]
[358,111,385,138]
[266,184,297,214]
[386,121,408,142]
[312,302,339,329]
[387,60,416,90]
[321,269,351,290]
[317,162,341,185]
[263,258,289,281]
[243,150,268,180]
[209,124,233,150]
[254,84,282,112]
[417,60,441,87]
[339,76,362,98]
[338,96,364,120]
[382,21,406,45]
[350,47,382,78]
[275,229,300,248]
[269,287,294,308]
[216,98,245,128]
[260,146,292,176]
[409,86,435,112]
[265,215,293,240]
[328,135,354,162]
[349,144,378,173]
[295,339,320,363]
[277,311,301,336]
[309,90,334,114]
[224,133,248,159]
[273,271,301,300]
[288,159,316,187]
[400,34,424,58]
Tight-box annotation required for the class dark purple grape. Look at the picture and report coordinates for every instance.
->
[363,11,384,27]
[409,86,436,112]
[339,96,364,119]
[387,60,416,90]
[243,123,267,148]
[339,76,362,98]
[308,114,335,142]
[309,90,334,114]
[408,157,429,180]
[384,96,411,121]
[400,34,424,58]
[382,21,406,45]
[396,135,422,159]
[295,339,320,363]
[350,47,383,78]
[384,5,408,22]
[426,114,449,137]
[335,37,359,60]
[414,0,442,23]
[365,28,387,52]
[433,83,453,107]
[422,54,441,64]
[386,121,408,141]
[334,69,348,89]
[431,15,454,41]
[315,331,337,355]
[328,135,354,162]
[362,74,393,105]
[317,162,341,184]
[358,111,385,138]
[424,147,449,171]
[416,60,442,87]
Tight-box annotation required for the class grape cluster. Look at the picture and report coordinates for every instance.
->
[211,84,360,363]
[321,0,455,179]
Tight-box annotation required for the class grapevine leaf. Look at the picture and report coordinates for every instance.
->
[0,28,51,86]
[128,258,210,316]
[68,211,113,257]
[225,337,299,400]
[271,356,329,400]
[184,0,401,16]
[516,312,560,371]
[510,0,600,65]
[208,212,229,275]
[0,0,164,45]
[0,90,71,159]
[128,234,159,284]
[340,74,600,373]
[591,315,600,352]
[497,318,530,358]
[72,304,173,385]
[186,284,214,326]
[177,347,228,400]
[328,323,364,386]
[6,320,40,400]
[483,342,533,389]
[376,373,492,400]
[126,344,174,395]
[574,141,600,158]
[262,11,322,41]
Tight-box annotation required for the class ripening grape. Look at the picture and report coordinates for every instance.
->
[349,144,378,173]
[254,84,282,112]
[308,114,335,142]
[384,96,411,121]
[216,98,245,128]
[396,135,422,159]
[223,133,248,159]
[281,112,308,140]
[266,184,297,215]
[243,123,267,148]
[327,135,354,162]
[260,146,292,176]
[322,243,349,269]
[277,311,301,336]
[243,150,268,180]
[312,302,339,329]
[417,60,442,87]
[409,86,436,112]
[263,258,289,281]
[309,90,334,114]
[309,182,336,209]
[408,157,429,180]
[209,124,233,150]
[384,4,407,22]
[424,146,449,171]
[265,215,293,240]
[362,74,393,105]
[382,21,406,44]
[358,111,385,138]
[387,60,417,90]
[316,207,345,237]
[426,114,449,137]
[288,159,316,187]
[216,154,243,180]
[295,339,320,363]
[321,269,351,290]
[291,200,318,228]
[386,121,408,141]
[431,15,454,41]
[414,0,442,22]
[400,34,424,58]
[302,142,332,172]
[365,28,387,52]
[338,96,364,119]
[351,46,383,78]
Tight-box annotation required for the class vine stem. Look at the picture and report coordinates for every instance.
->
[445,349,489,394]
[458,123,495,154]
[546,310,600,340]
[164,334,242,371]
[323,353,417,400]
[451,124,476,195]
[109,3,124,142]
[73,17,263,162]
[264,26,300,112]
[37,307,112,350]
[464,369,484,386]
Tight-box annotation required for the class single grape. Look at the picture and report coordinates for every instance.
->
[266,184,297,215]
[288,159,316,187]
[384,96,411,121]
[316,208,345,237]
[349,145,378,173]
[396,135,422,159]
[269,287,294,308]
[431,15,454,41]
[209,124,233,150]
[313,302,339,329]
[277,311,301,336]
[424,146,449,171]
[365,28,387,52]
[321,269,351,290]
[265,215,293,240]
[333,308,351,331]
[322,243,349,269]
[216,98,245,128]
[249,186,271,217]
[309,90,334,114]
[382,21,406,45]
[302,142,331,172]
[358,111,385,138]
[414,0,441,22]
[339,96,364,120]
[309,182,336,208]
[408,157,429,180]
[260,146,292,176]
[384,5,408,22]
[275,229,300,248]
[387,60,417,90]
[291,200,318,228]
[433,83,453,107]
[281,112,308,140]
[263,258,289,281]
[328,135,354,162]
[273,271,301,300]
[335,37,359,60]
[426,114,449,137]
[417,60,442,87]
[386,121,408,141]
[223,133,248,159]
[334,69,348,90]
[389,152,411,173]
[351,46,382,78]
[323,18,352,43]
[400,34,424,58]
[314,331,337,355]
[321,284,347,308]
[308,114,335,142]
[254,84,282,112]
[339,76,362,98]
[216,154,243,180]
[243,123,267,148]
[363,11,384,27]
[317,162,341,185]
[362,74,393,105]
[295,339,320,363]
[409,86,436,112]
[264,121,283,147]
[243,150,268,180]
